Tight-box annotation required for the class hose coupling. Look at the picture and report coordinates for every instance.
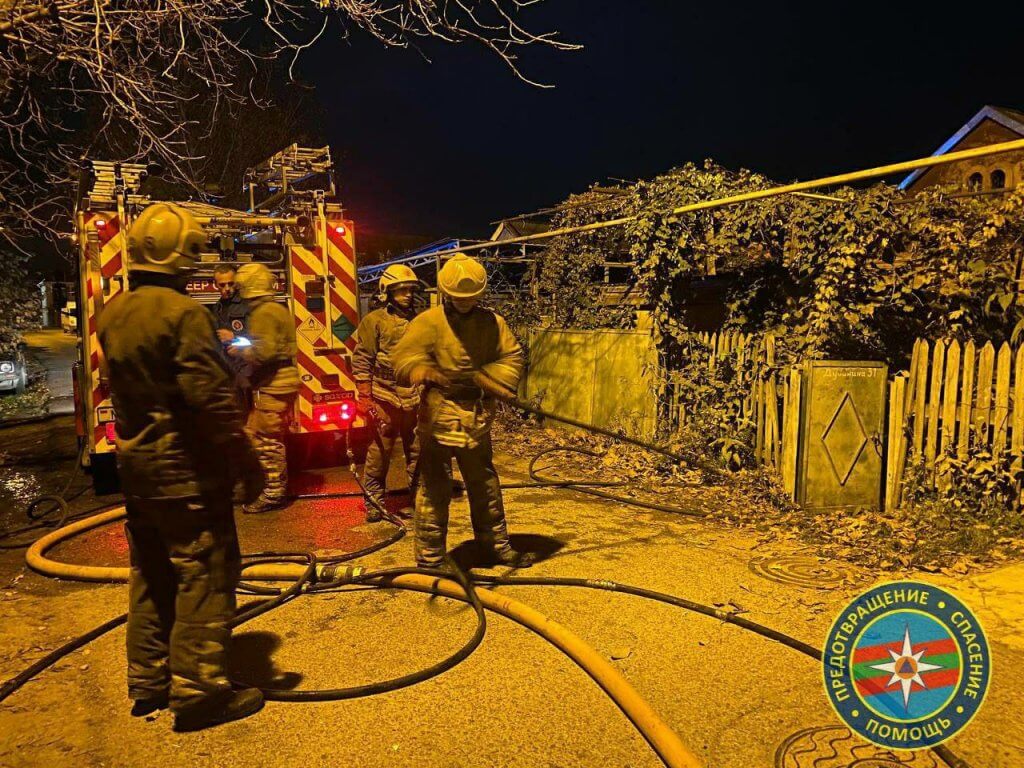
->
[318,564,364,584]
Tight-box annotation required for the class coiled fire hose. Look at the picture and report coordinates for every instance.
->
[3,399,971,768]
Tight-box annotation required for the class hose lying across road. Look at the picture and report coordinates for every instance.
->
[11,501,702,768]
[2,417,971,768]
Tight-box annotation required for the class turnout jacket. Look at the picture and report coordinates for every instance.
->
[97,282,259,500]
[352,304,420,409]
[238,297,299,396]
[391,304,522,445]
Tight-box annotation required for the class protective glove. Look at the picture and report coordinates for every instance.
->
[357,393,375,416]
[473,370,517,402]
[410,365,451,388]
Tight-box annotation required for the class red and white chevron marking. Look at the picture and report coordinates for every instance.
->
[83,211,124,453]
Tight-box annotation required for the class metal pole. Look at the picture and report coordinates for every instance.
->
[195,215,300,227]
[435,137,1024,260]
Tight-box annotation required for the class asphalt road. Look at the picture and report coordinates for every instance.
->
[22,329,77,415]
[0,419,1022,767]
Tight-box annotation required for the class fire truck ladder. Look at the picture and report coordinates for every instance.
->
[246,144,334,212]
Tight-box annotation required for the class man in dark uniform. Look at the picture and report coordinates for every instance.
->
[210,264,252,410]
[97,203,265,731]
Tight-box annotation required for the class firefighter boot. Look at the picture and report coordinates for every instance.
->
[173,688,264,732]
[242,495,285,515]
[130,691,169,717]
[363,494,385,523]
[494,548,535,569]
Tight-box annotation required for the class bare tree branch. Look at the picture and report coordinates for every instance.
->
[0,0,577,245]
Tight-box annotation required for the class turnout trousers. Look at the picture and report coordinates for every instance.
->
[246,391,296,503]
[124,495,241,711]
[414,429,513,567]
[362,400,419,506]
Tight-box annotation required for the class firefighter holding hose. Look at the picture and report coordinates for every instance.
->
[352,264,422,522]
[391,253,533,569]
[96,203,265,731]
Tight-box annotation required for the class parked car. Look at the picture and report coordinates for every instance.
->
[0,338,28,395]
[61,302,77,334]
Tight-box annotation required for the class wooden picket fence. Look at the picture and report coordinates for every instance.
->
[886,337,1024,510]
[670,330,803,498]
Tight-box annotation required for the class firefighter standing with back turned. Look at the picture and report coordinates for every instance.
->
[392,253,533,568]
[231,262,300,514]
[352,265,421,522]
[96,203,265,731]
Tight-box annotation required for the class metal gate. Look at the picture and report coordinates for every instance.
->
[796,361,888,511]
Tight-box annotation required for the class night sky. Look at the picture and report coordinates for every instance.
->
[302,0,1024,245]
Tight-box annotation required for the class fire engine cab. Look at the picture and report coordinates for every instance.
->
[72,146,364,493]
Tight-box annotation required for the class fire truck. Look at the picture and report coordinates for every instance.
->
[72,146,365,493]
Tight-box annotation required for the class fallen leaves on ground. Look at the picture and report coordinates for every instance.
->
[493,413,1024,577]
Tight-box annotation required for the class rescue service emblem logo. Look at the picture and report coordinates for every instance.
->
[822,580,990,750]
[231,319,244,332]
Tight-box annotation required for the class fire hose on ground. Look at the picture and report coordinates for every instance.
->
[2,401,972,768]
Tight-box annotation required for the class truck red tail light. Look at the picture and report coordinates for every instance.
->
[104,422,118,442]
[313,400,355,428]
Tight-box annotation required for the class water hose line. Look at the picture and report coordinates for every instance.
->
[14,502,975,768]
[10,405,970,767]
[528,446,707,517]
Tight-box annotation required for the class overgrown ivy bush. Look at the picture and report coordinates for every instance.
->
[498,161,1024,559]
[901,450,1024,560]
[506,161,1024,369]
[0,251,40,348]
[664,338,757,470]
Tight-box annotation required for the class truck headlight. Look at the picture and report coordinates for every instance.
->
[0,362,13,373]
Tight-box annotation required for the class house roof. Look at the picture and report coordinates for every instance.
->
[900,105,1024,190]
[490,218,552,241]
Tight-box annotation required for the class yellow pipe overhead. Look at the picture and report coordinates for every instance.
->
[441,137,1024,257]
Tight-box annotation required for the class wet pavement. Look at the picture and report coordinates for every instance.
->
[21,330,77,415]
[1,418,1023,767]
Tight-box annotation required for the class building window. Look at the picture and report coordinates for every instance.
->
[991,169,1007,190]
[967,172,983,192]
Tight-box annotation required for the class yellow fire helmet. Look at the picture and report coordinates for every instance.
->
[437,253,487,299]
[126,203,206,275]
[378,264,419,299]
[235,262,276,299]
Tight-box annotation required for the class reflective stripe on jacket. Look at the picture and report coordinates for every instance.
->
[352,305,420,409]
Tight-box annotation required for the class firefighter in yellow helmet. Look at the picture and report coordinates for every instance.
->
[391,253,533,568]
[96,203,265,730]
[230,262,300,514]
[352,264,421,521]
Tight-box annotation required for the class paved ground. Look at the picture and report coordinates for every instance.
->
[1,417,1022,767]
[22,329,77,415]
